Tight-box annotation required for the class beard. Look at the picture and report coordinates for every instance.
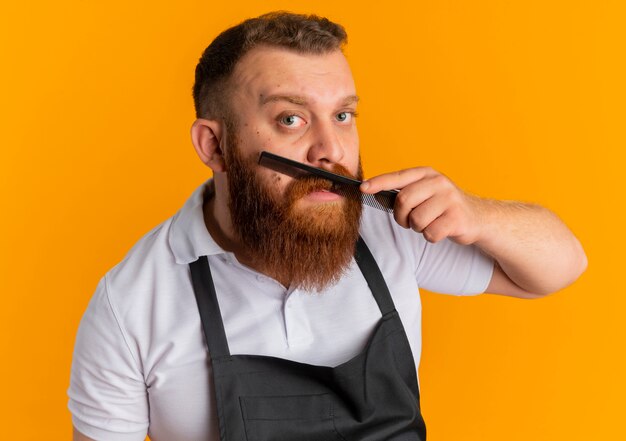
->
[224,132,363,293]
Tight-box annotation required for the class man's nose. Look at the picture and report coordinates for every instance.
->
[305,121,345,167]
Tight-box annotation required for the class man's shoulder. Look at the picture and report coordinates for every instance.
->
[102,179,211,304]
[103,216,181,306]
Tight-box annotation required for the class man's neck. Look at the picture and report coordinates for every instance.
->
[202,187,245,258]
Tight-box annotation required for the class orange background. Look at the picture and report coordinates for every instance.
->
[1,1,624,439]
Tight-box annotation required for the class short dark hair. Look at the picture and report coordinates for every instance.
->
[192,11,348,119]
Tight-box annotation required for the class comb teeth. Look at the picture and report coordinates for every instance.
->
[332,184,396,213]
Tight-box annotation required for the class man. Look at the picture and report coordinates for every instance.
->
[69,12,587,441]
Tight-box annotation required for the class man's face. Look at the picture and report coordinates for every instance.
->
[219,46,363,291]
[224,46,361,206]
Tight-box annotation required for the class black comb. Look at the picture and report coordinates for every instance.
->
[258,151,397,213]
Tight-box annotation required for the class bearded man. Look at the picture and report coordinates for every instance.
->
[68,12,587,441]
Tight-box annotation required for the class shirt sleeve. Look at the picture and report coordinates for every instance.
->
[415,237,495,296]
[68,275,149,441]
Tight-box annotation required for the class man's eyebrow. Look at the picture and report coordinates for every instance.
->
[260,95,308,106]
[259,94,360,106]
[341,95,360,106]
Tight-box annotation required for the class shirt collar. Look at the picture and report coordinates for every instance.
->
[168,178,225,264]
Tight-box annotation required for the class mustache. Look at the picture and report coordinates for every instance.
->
[285,164,358,201]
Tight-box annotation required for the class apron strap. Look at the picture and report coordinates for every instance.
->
[354,236,397,317]
[190,255,231,358]
[189,236,398,359]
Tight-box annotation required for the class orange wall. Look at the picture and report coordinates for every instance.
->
[1,1,623,439]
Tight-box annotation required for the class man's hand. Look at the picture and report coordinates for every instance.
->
[360,167,484,245]
[360,165,587,297]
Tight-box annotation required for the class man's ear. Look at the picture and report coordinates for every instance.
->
[191,118,226,172]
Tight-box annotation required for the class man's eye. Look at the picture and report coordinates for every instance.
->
[279,114,305,127]
[336,112,355,123]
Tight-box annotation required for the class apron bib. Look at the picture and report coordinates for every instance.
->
[190,237,427,441]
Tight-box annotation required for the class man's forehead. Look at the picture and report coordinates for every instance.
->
[230,46,356,101]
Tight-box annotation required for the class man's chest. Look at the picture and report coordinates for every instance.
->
[140,256,422,440]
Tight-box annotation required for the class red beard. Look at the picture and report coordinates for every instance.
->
[225,136,363,292]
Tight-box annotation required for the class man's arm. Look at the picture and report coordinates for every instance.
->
[475,198,587,297]
[68,276,150,439]
[72,427,148,441]
[73,427,96,441]
[360,167,587,298]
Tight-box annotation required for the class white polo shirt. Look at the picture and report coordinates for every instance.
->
[68,179,494,441]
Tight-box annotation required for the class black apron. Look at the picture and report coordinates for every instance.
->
[190,237,427,441]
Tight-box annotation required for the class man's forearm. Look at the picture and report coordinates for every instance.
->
[472,197,587,295]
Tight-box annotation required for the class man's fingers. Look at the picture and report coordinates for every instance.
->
[392,179,438,227]
[407,195,450,233]
[392,175,451,226]
[361,166,469,244]
[422,214,453,243]
[360,167,438,193]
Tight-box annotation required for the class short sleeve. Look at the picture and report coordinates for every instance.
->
[68,275,149,441]
[415,237,495,296]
